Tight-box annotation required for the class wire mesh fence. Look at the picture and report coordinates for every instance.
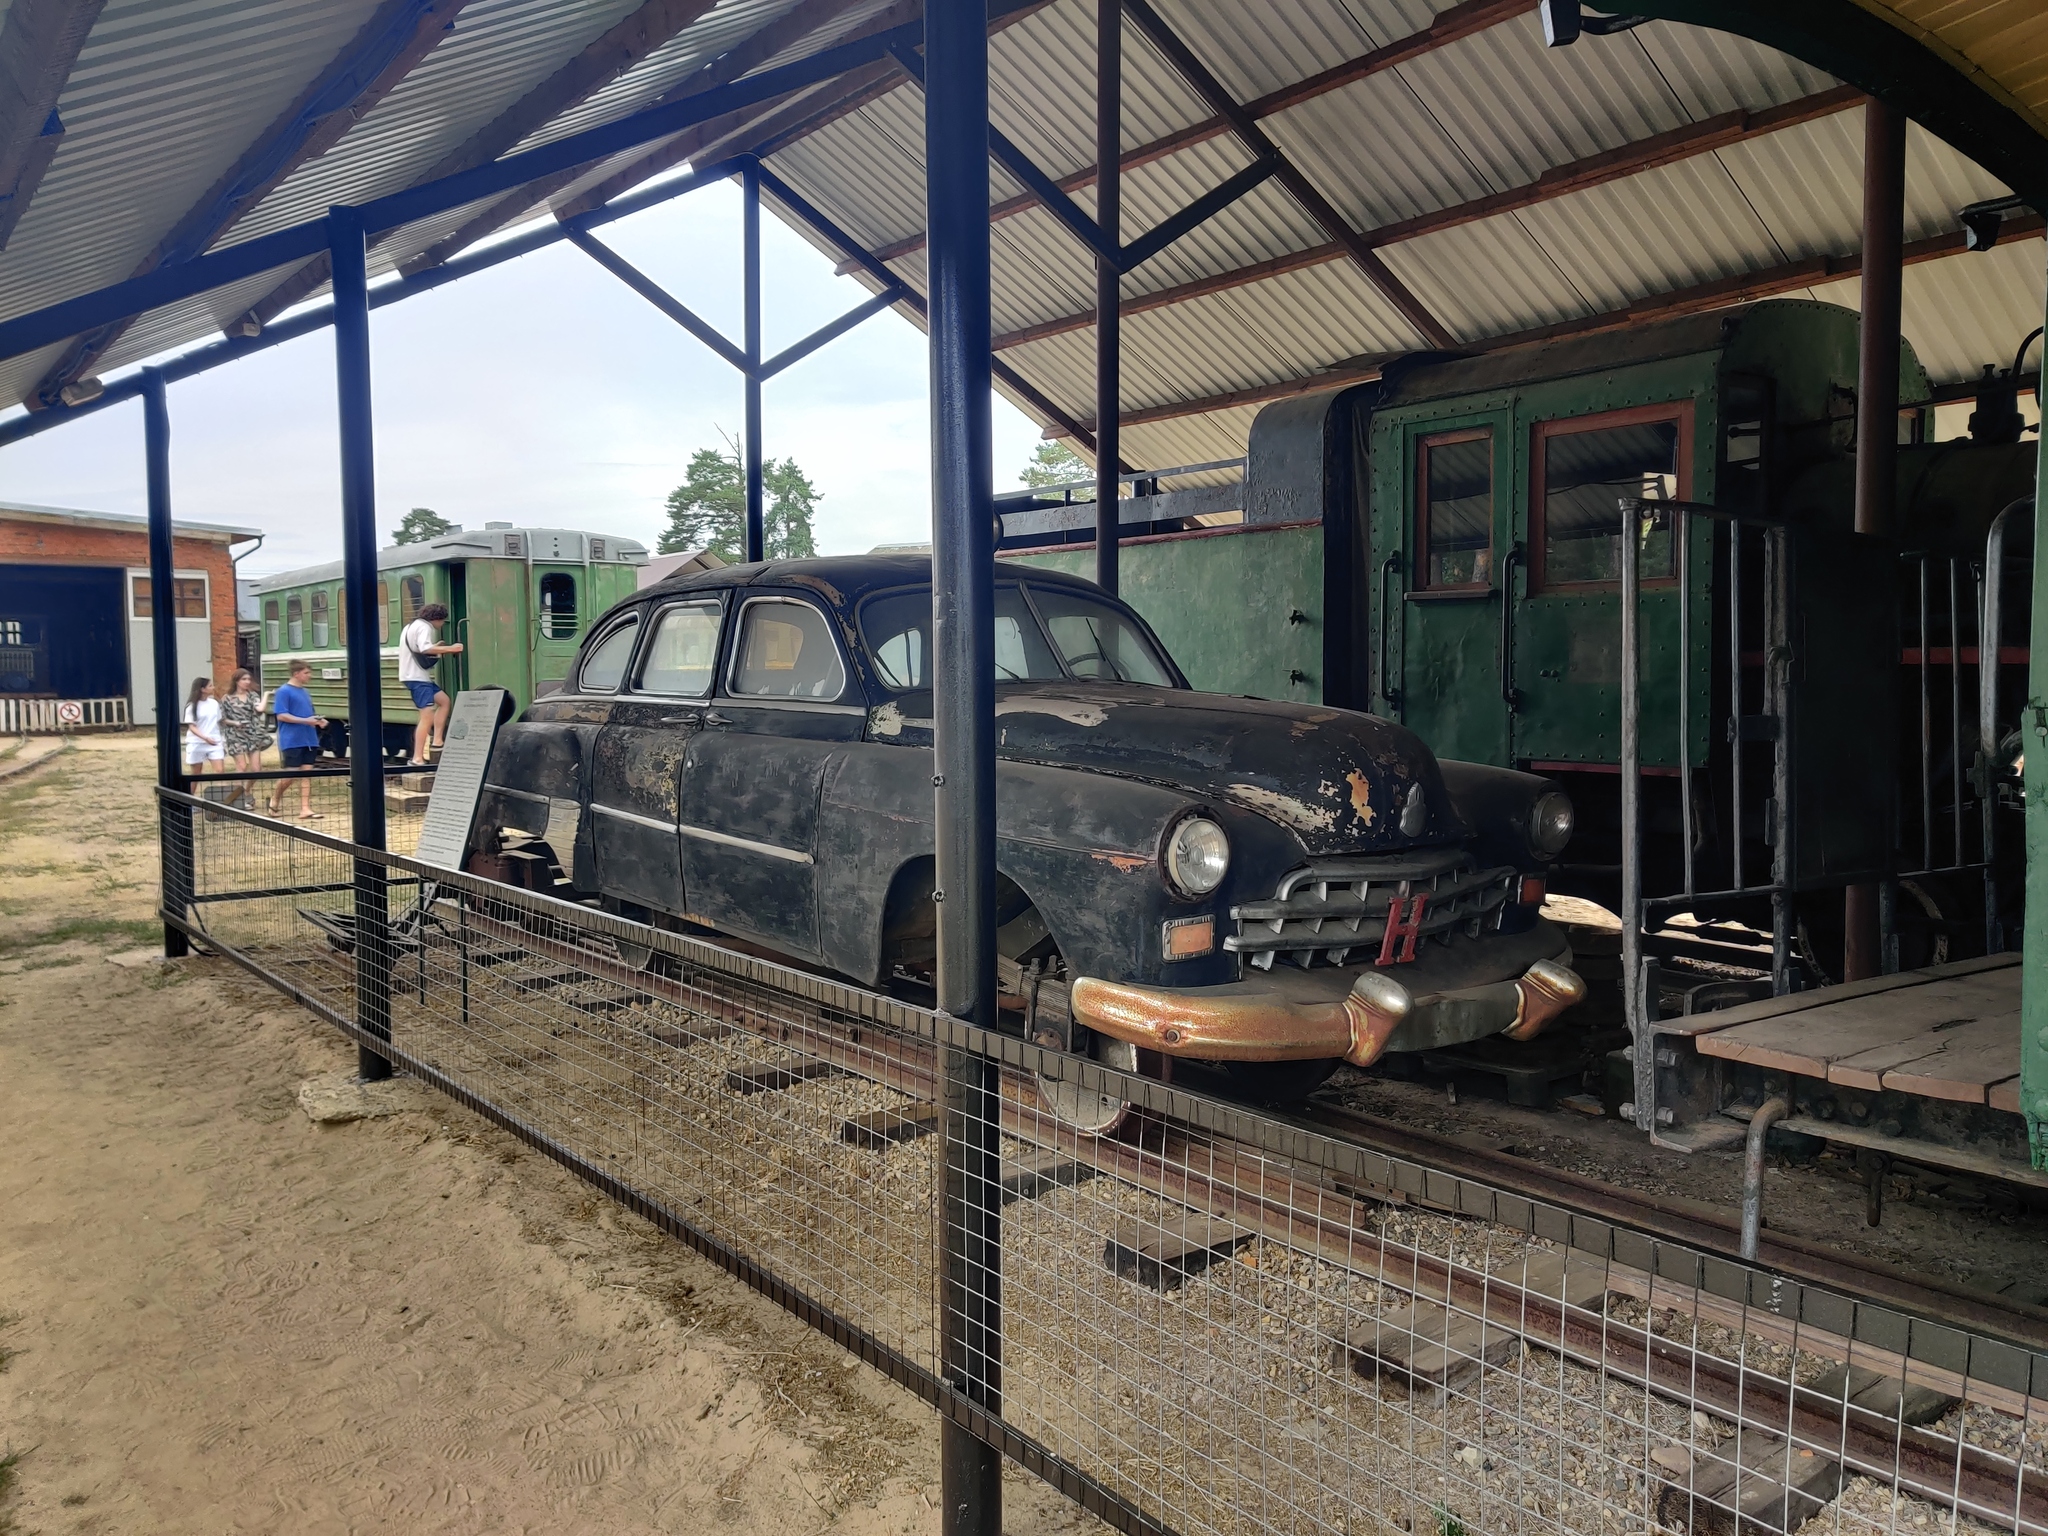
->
[160,786,2048,1536]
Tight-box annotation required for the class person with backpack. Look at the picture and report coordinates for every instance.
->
[400,601,464,766]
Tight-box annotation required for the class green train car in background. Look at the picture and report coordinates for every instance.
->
[1002,300,2039,982]
[253,524,648,759]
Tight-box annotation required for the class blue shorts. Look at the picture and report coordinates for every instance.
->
[406,679,443,709]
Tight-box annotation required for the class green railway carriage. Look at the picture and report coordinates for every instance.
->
[1002,300,2039,981]
[253,524,648,759]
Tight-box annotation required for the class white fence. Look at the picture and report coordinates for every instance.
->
[0,695,130,733]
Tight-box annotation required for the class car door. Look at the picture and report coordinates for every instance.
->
[579,609,666,910]
[678,593,865,959]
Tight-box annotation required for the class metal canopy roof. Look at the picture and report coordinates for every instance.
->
[0,0,2039,477]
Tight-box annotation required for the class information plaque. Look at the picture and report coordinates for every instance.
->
[413,688,507,872]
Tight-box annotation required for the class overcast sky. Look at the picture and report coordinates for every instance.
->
[0,177,1052,579]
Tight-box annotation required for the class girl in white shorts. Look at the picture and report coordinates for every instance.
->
[183,677,224,776]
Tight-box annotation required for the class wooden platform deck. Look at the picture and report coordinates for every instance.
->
[1692,954,2022,1110]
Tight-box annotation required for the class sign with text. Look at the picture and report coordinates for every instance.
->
[414,689,507,872]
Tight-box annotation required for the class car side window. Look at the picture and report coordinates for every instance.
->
[731,599,845,700]
[578,615,640,693]
[637,600,723,695]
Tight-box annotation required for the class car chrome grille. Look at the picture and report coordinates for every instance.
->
[1225,849,1517,970]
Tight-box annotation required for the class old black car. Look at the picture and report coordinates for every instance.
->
[479,554,1584,1127]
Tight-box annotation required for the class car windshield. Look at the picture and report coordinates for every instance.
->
[860,584,1171,690]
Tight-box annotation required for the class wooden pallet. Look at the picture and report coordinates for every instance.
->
[839,1103,941,1149]
[1103,1213,1252,1291]
[1693,954,2021,1108]
[723,1056,841,1095]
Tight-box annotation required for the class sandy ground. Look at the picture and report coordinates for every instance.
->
[0,734,1101,1536]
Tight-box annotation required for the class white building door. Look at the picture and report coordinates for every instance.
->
[125,568,213,726]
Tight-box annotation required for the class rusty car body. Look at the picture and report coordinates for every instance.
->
[477,554,1584,1114]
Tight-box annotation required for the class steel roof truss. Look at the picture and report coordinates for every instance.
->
[30,0,469,407]
[0,0,103,254]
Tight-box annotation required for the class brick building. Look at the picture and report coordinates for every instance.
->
[0,502,260,725]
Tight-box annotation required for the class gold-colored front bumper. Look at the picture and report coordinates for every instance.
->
[1069,923,1583,1069]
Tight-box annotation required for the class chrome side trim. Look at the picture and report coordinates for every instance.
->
[483,782,550,805]
[678,821,815,865]
[715,696,867,717]
[592,802,678,833]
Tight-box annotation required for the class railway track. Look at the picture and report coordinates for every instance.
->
[455,902,2048,1535]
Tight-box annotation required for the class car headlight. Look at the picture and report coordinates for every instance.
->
[1163,815,1230,896]
[1530,790,1575,858]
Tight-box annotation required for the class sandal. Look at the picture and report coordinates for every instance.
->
[298,811,324,820]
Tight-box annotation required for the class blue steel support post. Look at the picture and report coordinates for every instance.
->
[2023,240,2048,1166]
[743,162,765,563]
[1093,0,1120,593]
[926,3,1001,1532]
[143,367,191,959]
[330,204,393,1082]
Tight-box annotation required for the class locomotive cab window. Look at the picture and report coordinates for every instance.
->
[578,616,641,693]
[1533,403,1691,589]
[539,572,577,639]
[732,599,846,700]
[636,600,722,695]
[1416,428,1493,590]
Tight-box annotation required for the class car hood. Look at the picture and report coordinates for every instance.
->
[985,682,1463,855]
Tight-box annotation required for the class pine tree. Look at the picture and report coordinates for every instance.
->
[392,506,456,544]
[659,437,820,560]
[1019,440,1093,497]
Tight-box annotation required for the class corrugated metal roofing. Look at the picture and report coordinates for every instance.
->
[0,0,2039,475]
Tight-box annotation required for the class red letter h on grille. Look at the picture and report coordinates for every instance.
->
[1377,891,1429,964]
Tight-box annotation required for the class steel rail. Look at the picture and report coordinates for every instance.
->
[1294,1099,2048,1354]
[445,902,2048,1533]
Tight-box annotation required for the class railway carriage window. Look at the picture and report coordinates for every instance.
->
[264,600,279,649]
[636,601,722,695]
[335,590,344,645]
[377,582,390,643]
[578,616,641,693]
[309,590,329,647]
[1417,429,1493,589]
[539,573,578,639]
[400,575,425,623]
[286,595,304,647]
[732,599,846,700]
[1534,406,1690,587]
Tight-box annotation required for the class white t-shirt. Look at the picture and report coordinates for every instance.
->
[183,696,221,751]
[399,618,439,683]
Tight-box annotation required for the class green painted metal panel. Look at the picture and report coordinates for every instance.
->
[1006,524,1324,701]
[463,558,532,706]
[1370,355,1717,770]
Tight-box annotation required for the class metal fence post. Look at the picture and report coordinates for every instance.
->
[142,367,191,958]
[743,161,765,564]
[925,2,1002,1532]
[330,203,392,1082]
[1092,0,1121,594]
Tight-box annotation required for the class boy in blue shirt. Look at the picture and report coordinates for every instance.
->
[265,661,329,818]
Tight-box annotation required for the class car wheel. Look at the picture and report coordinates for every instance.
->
[1035,1036,1141,1136]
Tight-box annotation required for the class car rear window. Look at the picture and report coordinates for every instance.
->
[731,599,846,700]
[578,615,639,692]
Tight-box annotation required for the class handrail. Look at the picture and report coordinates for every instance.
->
[1499,542,1524,711]
[1377,553,1402,709]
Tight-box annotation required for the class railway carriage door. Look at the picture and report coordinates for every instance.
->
[1512,403,1695,770]
[533,568,582,690]
[679,595,865,961]
[1395,414,1515,765]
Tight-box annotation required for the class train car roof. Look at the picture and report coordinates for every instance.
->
[251,526,648,594]
[1373,300,1931,409]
